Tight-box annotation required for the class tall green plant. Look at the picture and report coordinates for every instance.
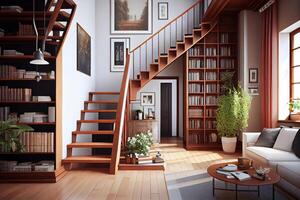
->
[216,72,251,138]
[0,121,33,152]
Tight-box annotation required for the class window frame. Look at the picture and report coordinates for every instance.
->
[290,28,300,114]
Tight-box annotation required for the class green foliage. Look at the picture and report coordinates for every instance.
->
[289,100,300,112]
[126,130,153,156]
[216,85,251,138]
[0,120,33,152]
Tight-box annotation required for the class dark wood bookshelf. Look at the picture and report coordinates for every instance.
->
[183,13,238,150]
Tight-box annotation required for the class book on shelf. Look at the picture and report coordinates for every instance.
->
[19,112,49,123]
[205,120,217,129]
[220,33,229,43]
[189,96,204,106]
[188,59,204,69]
[0,6,23,13]
[220,46,234,56]
[188,46,204,56]
[206,108,216,117]
[0,160,54,172]
[18,132,54,153]
[206,58,217,69]
[220,59,235,69]
[3,49,24,56]
[188,72,204,80]
[189,119,203,129]
[32,96,52,102]
[189,109,203,117]
[188,83,204,93]
[205,47,217,56]
[18,23,34,36]
[0,86,32,102]
[0,106,10,121]
[205,72,217,80]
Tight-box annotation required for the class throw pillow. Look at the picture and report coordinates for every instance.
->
[254,128,281,147]
[273,128,298,151]
[292,130,300,158]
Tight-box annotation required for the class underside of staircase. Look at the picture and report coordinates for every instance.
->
[62,0,226,174]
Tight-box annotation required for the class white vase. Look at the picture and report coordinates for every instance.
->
[221,136,237,153]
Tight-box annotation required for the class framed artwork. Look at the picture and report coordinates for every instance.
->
[249,68,258,83]
[248,86,259,96]
[143,106,155,119]
[111,0,152,34]
[77,23,91,76]
[110,38,130,72]
[141,92,155,106]
[158,2,168,20]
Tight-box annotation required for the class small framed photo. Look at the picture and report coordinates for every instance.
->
[110,38,130,72]
[141,92,155,106]
[248,86,259,96]
[249,68,258,83]
[158,2,168,20]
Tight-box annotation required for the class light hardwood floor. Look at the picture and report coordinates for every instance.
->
[0,138,240,200]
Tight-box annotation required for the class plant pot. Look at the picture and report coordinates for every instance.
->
[221,136,237,153]
[125,155,131,164]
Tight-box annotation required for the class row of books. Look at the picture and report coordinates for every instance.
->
[189,119,203,129]
[188,46,204,56]
[206,108,217,117]
[220,46,234,56]
[206,96,218,105]
[1,49,24,56]
[0,86,32,102]
[188,83,204,93]
[206,58,217,68]
[22,132,54,153]
[188,133,218,145]
[206,84,220,93]
[0,160,54,172]
[206,120,217,129]
[0,65,55,79]
[188,59,205,69]
[206,47,217,56]
[0,106,10,121]
[189,96,204,106]
[189,109,203,118]
[18,23,34,36]
[220,33,230,43]
[206,72,217,80]
[220,59,235,69]
[188,72,204,80]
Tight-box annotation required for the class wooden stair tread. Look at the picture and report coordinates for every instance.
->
[78,119,116,123]
[89,92,120,95]
[84,100,118,104]
[72,130,114,135]
[62,156,111,163]
[67,142,113,148]
[81,109,117,113]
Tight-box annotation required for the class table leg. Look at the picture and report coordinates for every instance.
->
[212,178,215,196]
[235,184,238,200]
[258,185,260,197]
[273,184,275,200]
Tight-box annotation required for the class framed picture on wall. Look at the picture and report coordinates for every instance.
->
[110,0,153,34]
[77,23,91,76]
[141,92,155,106]
[158,2,168,20]
[248,86,259,96]
[110,38,130,72]
[249,68,258,83]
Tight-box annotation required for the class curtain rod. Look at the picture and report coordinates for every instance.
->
[259,0,275,13]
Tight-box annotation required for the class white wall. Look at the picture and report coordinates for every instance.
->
[61,0,96,158]
[238,10,262,131]
[136,79,177,142]
[95,0,197,92]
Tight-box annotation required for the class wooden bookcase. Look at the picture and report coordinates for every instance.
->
[0,1,65,182]
[183,13,238,150]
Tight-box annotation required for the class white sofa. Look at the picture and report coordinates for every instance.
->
[243,132,300,198]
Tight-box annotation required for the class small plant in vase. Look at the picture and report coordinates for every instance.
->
[289,100,300,120]
[126,130,154,164]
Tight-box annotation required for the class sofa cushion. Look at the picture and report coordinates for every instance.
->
[246,146,299,163]
[254,128,281,147]
[277,162,300,189]
[273,128,298,152]
[292,130,300,158]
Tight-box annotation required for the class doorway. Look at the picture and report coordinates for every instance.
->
[160,83,172,138]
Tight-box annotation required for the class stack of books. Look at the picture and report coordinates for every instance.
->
[32,96,52,102]
[3,50,24,56]
[0,161,17,172]
[217,164,251,181]
[19,112,48,123]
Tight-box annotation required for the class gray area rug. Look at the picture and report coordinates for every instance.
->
[165,170,288,200]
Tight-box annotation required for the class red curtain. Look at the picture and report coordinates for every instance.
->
[260,1,278,128]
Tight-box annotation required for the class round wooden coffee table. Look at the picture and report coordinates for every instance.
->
[207,162,280,200]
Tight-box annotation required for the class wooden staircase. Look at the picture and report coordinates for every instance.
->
[62,92,120,169]
[62,0,224,174]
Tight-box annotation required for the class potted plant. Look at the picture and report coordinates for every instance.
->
[289,100,300,120]
[126,130,153,164]
[216,73,251,153]
[0,120,33,152]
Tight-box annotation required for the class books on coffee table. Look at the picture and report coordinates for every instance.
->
[231,171,251,181]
